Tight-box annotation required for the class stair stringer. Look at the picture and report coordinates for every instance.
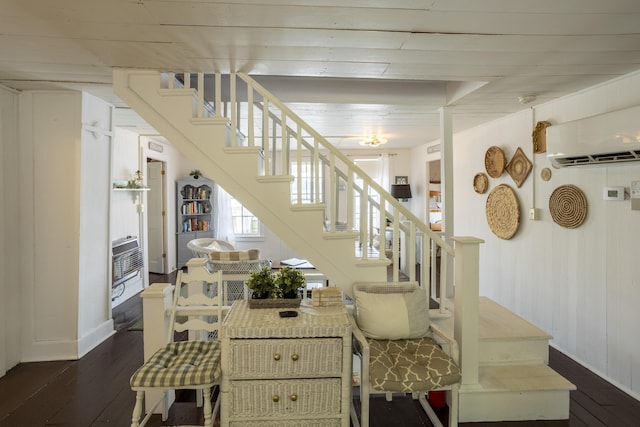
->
[113,69,388,293]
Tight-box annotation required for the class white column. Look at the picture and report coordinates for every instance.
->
[140,282,174,415]
[452,236,484,386]
[439,107,455,297]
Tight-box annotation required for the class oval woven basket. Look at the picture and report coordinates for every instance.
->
[473,172,489,194]
[549,184,587,228]
[486,184,520,240]
[485,146,507,178]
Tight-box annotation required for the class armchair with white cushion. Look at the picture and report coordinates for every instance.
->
[350,281,461,427]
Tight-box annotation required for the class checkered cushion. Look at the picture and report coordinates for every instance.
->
[367,337,461,392]
[130,341,221,388]
[209,249,260,261]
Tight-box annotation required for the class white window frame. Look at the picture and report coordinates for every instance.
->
[230,198,263,240]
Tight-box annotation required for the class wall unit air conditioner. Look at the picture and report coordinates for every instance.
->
[547,105,640,168]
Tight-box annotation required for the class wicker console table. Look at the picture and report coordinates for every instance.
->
[220,300,352,427]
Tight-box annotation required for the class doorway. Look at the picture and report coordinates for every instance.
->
[147,159,167,274]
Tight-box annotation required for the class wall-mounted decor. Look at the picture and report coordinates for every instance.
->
[484,146,506,178]
[541,167,552,181]
[549,184,588,228]
[395,176,408,185]
[532,121,551,153]
[473,172,489,194]
[486,184,520,240]
[505,147,532,188]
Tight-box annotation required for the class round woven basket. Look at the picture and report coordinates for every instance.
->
[485,146,506,178]
[549,184,587,228]
[486,184,520,240]
[473,172,489,194]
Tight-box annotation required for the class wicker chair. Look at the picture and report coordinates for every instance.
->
[350,282,461,427]
[187,238,235,258]
[129,265,224,427]
[207,249,271,305]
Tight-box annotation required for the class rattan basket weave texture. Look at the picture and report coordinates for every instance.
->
[485,146,507,178]
[486,184,520,240]
[549,184,588,228]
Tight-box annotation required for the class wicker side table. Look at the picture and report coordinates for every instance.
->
[220,300,352,427]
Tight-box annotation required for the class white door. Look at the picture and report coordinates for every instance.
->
[147,160,166,274]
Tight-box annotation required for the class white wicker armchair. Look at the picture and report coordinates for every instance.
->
[207,249,271,305]
[187,238,234,258]
[350,282,461,427]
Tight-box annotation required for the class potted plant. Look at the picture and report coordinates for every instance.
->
[189,169,202,179]
[245,266,305,308]
[275,266,306,298]
[246,267,276,299]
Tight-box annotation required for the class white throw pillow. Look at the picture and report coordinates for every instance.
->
[354,282,429,340]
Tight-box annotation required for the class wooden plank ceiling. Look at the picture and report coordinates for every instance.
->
[0,0,639,148]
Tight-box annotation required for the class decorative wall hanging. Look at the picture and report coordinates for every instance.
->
[549,184,588,228]
[486,184,520,240]
[473,172,489,194]
[505,147,533,188]
[541,167,552,181]
[532,121,551,153]
[485,146,506,178]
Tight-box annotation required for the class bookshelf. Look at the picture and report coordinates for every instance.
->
[176,177,215,268]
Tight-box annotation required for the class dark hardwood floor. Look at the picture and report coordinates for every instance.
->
[1,271,639,426]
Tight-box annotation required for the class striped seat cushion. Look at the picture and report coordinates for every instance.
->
[367,337,461,392]
[209,249,260,261]
[130,341,221,388]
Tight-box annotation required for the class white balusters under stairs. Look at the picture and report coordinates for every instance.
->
[114,69,575,423]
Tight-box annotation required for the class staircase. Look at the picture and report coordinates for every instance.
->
[113,69,574,423]
[432,297,576,422]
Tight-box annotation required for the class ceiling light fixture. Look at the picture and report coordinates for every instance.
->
[518,94,537,105]
[359,134,388,147]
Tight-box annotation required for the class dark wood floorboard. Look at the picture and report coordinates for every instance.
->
[1,271,638,426]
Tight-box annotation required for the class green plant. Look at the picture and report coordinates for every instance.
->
[275,266,306,298]
[246,267,276,299]
[246,266,306,299]
[189,169,202,179]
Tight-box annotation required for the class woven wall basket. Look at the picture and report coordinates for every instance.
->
[486,184,520,240]
[485,146,507,178]
[473,172,489,194]
[505,147,532,188]
[549,184,588,228]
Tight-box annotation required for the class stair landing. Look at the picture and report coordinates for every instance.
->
[431,296,576,423]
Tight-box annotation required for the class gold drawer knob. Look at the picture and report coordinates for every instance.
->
[290,394,298,402]
[291,353,299,361]
[272,395,280,403]
[273,353,281,361]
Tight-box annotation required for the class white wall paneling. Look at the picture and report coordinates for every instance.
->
[446,70,640,400]
[0,86,20,375]
[18,90,114,362]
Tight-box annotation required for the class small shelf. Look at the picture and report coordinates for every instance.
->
[113,187,150,192]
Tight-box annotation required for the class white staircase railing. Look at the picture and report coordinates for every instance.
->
[115,68,486,394]
[160,71,455,313]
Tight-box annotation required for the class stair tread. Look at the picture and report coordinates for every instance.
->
[466,364,576,393]
[478,297,551,341]
[432,297,551,342]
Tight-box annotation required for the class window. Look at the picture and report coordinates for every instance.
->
[230,198,262,237]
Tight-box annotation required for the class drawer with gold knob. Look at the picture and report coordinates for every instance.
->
[228,338,342,379]
[229,378,341,417]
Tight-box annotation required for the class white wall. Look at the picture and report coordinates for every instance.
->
[0,85,20,375]
[440,70,640,399]
[18,90,114,362]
